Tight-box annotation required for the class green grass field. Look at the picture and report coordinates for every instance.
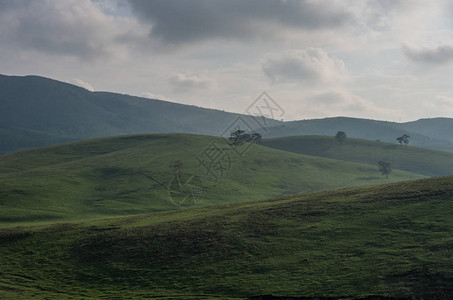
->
[262,135,453,177]
[0,133,423,225]
[1,176,453,299]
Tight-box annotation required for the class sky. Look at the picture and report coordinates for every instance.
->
[1,0,453,122]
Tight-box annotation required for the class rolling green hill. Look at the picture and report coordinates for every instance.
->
[0,74,281,153]
[1,176,453,299]
[0,133,423,224]
[261,135,453,177]
[261,117,453,152]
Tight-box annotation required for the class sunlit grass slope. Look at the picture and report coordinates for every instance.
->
[262,135,453,177]
[1,176,452,298]
[0,133,423,224]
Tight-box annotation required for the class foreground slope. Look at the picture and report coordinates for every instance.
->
[0,134,422,224]
[1,176,453,298]
[261,135,453,177]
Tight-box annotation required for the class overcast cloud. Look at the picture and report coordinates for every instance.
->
[262,49,347,85]
[127,0,353,45]
[403,43,453,64]
[1,0,453,121]
[0,0,122,59]
[168,73,214,92]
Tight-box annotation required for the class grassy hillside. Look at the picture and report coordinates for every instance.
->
[261,117,453,152]
[261,135,453,177]
[0,134,423,225]
[1,176,453,298]
[0,74,281,153]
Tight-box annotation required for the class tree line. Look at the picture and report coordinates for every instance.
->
[335,131,412,179]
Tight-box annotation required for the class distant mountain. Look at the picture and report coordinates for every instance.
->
[401,118,453,143]
[1,74,452,154]
[261,117,453,152]
[0,74,281,153]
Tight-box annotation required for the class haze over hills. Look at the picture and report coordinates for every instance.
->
[261,117,453,152]
[0,74,281,153]
[1,74,453,154]
[402,118,453,143]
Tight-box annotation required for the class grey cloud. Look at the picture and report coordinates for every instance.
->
[361,0,422,31]
[127,0,352,45]
[168,73,212,92]
[262,49,346,84]
[313,91,345,105]
[310,90,389,116]
[403,44,453,64]
[0,0,124,60]
[365,1,410,20]
[0,0,33,14]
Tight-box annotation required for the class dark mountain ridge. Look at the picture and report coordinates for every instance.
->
[1,74,452,153]
[0,74,280,153]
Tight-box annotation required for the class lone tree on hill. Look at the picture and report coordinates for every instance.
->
[377,160,392,179]
[397,134,410,146]
[229,130,261,147]
[170,160,184,181]
[251,132,262,144]
[229,129,249,148]
[335,131,347,144]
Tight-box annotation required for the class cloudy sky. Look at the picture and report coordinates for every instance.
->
[1,0,453,122]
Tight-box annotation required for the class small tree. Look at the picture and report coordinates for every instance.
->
[396,134,410,146]
[229,130,261,147]
[242,132,252,143]
[251,133,262,144]
[229,129,246,148]
[377,160,392,179]
[403,135,410,146]
[335,131,347,144]
[170,160,184,181]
